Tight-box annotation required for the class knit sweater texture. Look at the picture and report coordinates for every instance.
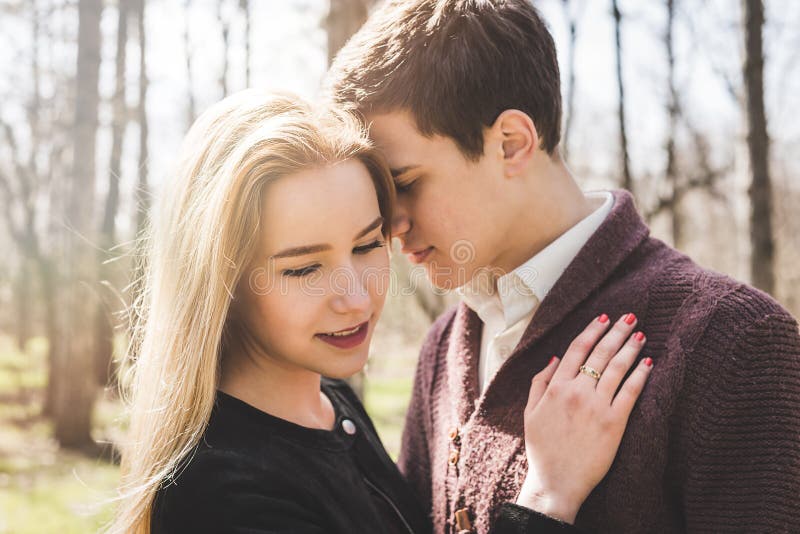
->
[398,189,800,533]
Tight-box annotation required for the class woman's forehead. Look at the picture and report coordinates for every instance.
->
[259,160,382,253]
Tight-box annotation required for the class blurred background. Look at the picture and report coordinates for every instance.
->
[0,0,797,531]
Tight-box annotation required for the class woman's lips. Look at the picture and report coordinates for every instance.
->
[315,321,370,350]
[406,246,433,264]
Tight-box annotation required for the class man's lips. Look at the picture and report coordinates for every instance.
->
[403,246,434,264]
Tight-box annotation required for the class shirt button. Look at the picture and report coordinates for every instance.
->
[341,419,357,435]
[498,346,510,358]
[448,426,460,441]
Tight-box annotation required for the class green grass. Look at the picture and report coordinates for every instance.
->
[0,337,121,533]
[0,454,119,534]
[364,375,414,460]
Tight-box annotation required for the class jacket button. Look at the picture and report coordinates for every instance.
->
[341,419,357,435]
[448,449,460,466]
[448,426,459,441]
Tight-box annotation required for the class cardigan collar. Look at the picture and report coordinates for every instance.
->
[446,189,651,423]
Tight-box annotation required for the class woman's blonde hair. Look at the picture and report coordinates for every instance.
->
[107,90,394,534]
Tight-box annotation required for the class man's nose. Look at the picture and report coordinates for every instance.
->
[391,210,411,237]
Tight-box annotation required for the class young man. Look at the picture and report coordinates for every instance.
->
[326,1,800,532]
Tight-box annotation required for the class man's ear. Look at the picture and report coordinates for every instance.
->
[492,110,539,177]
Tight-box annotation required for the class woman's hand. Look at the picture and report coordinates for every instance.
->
[517,313,652,523]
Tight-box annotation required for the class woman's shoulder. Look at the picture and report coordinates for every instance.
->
[156,446,268,505]
[151,446,325,533]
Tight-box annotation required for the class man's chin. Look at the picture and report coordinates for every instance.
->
[424,263,475,292]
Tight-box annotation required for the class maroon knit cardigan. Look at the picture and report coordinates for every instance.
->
[398,190,800,533]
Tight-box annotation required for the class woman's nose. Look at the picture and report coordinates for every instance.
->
[329,269,371,315]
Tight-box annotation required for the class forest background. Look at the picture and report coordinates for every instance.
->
[0,0,797,531]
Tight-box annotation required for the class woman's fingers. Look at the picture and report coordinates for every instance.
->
[551,314,612,382]
[595,330,647,400]
[519,334,654,522]
[611,357,654,418]
[575,313,639,386]
[527,356,560,410]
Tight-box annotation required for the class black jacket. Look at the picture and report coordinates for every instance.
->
[151,379,578,533]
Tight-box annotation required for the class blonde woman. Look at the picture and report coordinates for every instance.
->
[108,90,651,534]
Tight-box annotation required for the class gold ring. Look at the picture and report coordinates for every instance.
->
[579,365,602,381]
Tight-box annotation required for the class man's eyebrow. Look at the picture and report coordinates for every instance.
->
[270,217,384,260]
[390,165,419,179]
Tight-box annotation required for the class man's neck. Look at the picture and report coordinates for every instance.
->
[491,156,593,276]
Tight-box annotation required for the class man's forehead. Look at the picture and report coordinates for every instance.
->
[366,111,419,142]
[366,111,441,167]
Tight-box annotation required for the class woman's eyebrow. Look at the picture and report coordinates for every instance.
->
[270,244,332,260]
[270,216,384,260]
[354,216,384,240]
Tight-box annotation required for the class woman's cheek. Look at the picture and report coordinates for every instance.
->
[364,253,391,310]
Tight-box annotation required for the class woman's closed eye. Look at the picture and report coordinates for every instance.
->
[353,240,386,255]
[281,241,384,277]
[282,264,321,277]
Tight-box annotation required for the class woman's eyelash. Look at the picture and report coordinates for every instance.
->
[282,264,321,277]
[353,240,386,254]
[281,242,385,276]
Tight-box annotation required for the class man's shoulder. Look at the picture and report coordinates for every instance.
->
[658,250,791,322]
[645,240,797,347]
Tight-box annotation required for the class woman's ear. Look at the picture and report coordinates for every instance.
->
[492,110,539,177]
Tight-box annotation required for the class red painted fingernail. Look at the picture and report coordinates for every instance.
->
[624,313,637,325]
[598,313,609,324]
[549,356,559,365]
[634,332,645,342]
[644,357,653,367]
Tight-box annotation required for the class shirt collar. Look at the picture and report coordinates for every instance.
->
[460,191,614,328]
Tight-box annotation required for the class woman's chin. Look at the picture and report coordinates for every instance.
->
[323,351,370,380]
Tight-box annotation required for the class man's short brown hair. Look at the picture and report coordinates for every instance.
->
[325,0,562,160]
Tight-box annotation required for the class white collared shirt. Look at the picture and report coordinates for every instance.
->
[459,191,614,392]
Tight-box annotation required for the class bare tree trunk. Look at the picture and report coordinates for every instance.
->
[665,0,683,248]
[611,0,633,192]
[13,0,41,353]
[96,0,130,386]
[27,0,71,416]
[326,0,374,63]
[54,0,103,451]
[218,0,230,97]
[742,0,775,295]
[39,253,59,414]
[14,261,32,351]
[136,0,149,235]
[560,0,579,162]
[183,0,196,126]
[240,0,250,87]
